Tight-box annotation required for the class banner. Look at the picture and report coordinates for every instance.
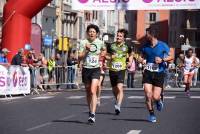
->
[72,0,200,10]
[0,65,30,95]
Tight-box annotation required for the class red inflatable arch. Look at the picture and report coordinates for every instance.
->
[1,0,52,62]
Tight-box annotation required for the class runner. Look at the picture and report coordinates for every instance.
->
[192,53,200,87]
[183,48,198,96]
[78,24,106,123]
[97,50,107,106]
[107,29,133,115]
[138,27,173,123]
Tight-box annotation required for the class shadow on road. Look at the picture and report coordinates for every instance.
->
[52,120,91,125]
[121,106,145,109]
[96,112,115,116]
[112,118,148,122]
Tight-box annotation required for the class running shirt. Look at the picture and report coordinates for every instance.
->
[109,42,129,71]
[79,38,105,68]
[184,56,195,74]
[141,41,170,72]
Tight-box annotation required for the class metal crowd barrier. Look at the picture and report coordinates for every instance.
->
[30,65,80,94]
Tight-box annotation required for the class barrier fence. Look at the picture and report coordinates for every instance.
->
[0,64,199,96]
[30,65,80,93]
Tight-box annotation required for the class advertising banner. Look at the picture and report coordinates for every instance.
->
[72,0,200,10]
[0,65,30,96]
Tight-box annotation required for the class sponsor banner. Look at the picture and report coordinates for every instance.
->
[0,65,8,95]
[72,0,200,10]
[0,65,30,95]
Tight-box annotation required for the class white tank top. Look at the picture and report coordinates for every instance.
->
[184,56,195,72]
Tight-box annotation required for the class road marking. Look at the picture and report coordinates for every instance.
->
[190,96,200,99]
[26,122,52,132]
[26,115,75,132]
[127,130,142,134]
[164,96,176,99]
[0,96,24,101]
[67,96,85,99]
[100,96,113,99]
[31,96,54,100]
[128,96,144,99]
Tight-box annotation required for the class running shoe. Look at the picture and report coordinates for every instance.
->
[156,100,164,111]
[114,104,121,115]
[88,113,95,123]
[148,114,157,123]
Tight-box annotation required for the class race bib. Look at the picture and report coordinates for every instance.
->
[86,55,99,66]
[112,62,123,70]
[145,63,159,72]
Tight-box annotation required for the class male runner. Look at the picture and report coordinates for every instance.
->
[107,29,133,115]
[139,27,173,122]
[79,24,106,123]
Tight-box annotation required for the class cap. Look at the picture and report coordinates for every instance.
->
[2,48,10,53]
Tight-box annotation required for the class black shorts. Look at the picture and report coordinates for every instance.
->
[82,67,100,84]
[142,70,165,88]
[109,70,126,87]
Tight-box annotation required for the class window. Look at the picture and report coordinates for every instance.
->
[149,13,156,22]
[195,32,200,42]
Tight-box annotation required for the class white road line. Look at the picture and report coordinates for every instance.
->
[100,96,113,99]
[67,96,85,99]
[164,96,176,99]
[31,96,54,100]
[128,96,144,99]
[26,122,52,132]
[26,115,75,132]
[190,96,200,99]
[127,130,142,134]
[0,96,24,101]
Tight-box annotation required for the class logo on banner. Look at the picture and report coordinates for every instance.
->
[79,0,89,3]
[13,71,18,87]
[143,0,195,3]
[143,0,153,3]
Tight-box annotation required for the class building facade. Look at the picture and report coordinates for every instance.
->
[169,10,200,57]
[126,10,170,51]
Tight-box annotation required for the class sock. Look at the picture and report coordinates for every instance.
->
[89,112,95,117]
[149,110,155,115]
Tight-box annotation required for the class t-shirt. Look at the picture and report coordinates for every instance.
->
[141,41,170,72]
[109,43,129,71]
[11,53,23,65]
[0,55,8,63]
[79,38,105,68]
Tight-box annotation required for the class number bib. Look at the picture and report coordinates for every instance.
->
[112,62,123,70]
[86,55,99,66]
[145,63,159,72]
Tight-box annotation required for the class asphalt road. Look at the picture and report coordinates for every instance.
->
[0,90,200,134]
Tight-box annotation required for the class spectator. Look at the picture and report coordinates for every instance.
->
[55,53,64,90]
[176,52,185,87]
[47,55,56,88]
[26,51,37,88]
[11,48,27,67]
[37,53,47,90]
[0,48,10,66]
[192,53,199,86]
[67,49,78,89]
[127,52,136,88]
